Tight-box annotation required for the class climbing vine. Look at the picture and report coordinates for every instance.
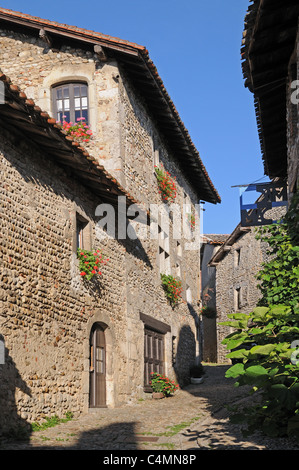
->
[220,190,299,439]
[255,220,299,308]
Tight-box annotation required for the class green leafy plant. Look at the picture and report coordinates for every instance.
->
[255,222,299,308]
[160,274,182,306]
[187,212,196,230]
[220,305,299,438]
[150,372,179,396]
[77,248,108,281]
[220,191,299,438]
[154,164,177,203]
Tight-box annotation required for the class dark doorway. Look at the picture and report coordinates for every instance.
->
[89,324,106,407]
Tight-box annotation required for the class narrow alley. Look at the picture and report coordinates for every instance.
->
[2,364,299,451]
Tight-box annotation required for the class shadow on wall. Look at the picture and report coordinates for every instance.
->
[0,335,32,440]
[174,324,196,388]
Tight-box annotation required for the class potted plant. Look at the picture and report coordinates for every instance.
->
[77,248,109,281]
[154,164,177,203]
[150,372,179,398]
[58,116,93,143]
[190,363,205,384]
[160,274,182,307]
[200,306,217,319]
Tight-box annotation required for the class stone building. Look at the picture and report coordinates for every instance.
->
[208,203,286,363]
[241,0,299,196]
[200,234,228,363]
[208,225,261,363]
[0,8,220,434]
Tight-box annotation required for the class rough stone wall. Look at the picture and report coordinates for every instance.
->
[119,69,201,300]
[0,25,201,432]
[201,243,220,363]
[215,230,264,363]
[118,69,201,384]
[287,25,299,194]
[0,126,132,434]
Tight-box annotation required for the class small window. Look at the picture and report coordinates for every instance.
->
[0,336,4,365]
[176,241,182,258]
[186,285,192,304]
[53,83,89,124]
[76,214,90,251]
[153,136,160,169]
[234,287,242,311]
[234,248,241,267]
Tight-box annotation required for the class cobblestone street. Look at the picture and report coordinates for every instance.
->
[2,364,299,451]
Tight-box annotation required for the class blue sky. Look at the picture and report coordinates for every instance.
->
[0,0,267,235]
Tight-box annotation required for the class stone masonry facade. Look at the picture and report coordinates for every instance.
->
[287,22,299,195]
[212,204,286,363]
[0,13,216,435]
[214,228,266,363]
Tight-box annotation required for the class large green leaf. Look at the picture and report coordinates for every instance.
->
[252,307,269,317]
[242,365,269,387]
[246,365,268,375]
[226,349,249,360]
[227,313,250,321]
[225,363,245,379]
[269,305,292,316]
[224,338,248,351]
[220,320,248,329]
[249,344,277,356]
[222,331,248,344]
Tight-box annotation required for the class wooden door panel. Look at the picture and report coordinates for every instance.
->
[144,328,164,391]
[89,325,106,407]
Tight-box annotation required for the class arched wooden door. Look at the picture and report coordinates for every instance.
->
[89,324,106,408]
